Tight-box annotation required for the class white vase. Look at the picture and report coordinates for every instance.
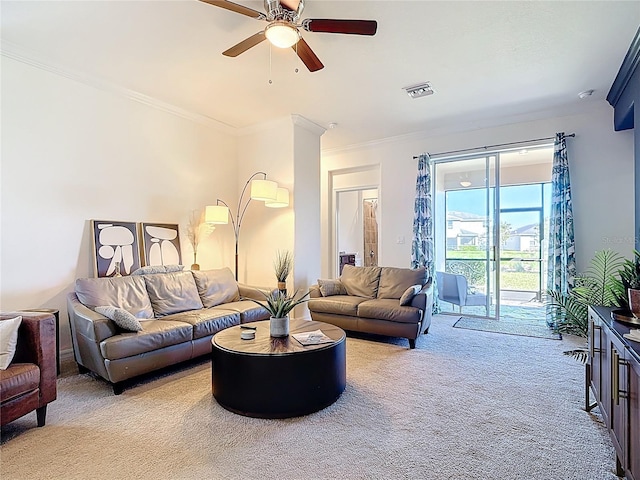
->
[270,315,289,337]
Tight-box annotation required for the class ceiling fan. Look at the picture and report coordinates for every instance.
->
[199,0,378,72]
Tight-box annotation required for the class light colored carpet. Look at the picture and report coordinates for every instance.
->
[453,316,562,340]
[0,315,615,480]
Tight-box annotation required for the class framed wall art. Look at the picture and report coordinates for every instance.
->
[140,222,182,267]
[91,220,141,277]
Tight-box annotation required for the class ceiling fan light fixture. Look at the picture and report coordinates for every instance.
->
[265,21,300,48]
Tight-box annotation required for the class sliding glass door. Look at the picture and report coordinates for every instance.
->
[433,145,553,320]
[434,155,497,318]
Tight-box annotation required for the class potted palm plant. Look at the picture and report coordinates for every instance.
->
[615,250,640,316]
[274,250,293,293]
[248,289,309,337]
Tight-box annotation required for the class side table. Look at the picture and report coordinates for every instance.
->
[23,308,60,376]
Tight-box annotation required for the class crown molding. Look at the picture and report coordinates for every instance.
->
[236,116,292,137]
[607,26,640,109]
[321,102,609,158]
[291,114,326,136]
[0,40,237,135]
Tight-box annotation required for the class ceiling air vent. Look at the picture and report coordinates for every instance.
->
[403,82,434,99]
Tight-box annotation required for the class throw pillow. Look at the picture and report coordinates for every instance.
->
[0,316,22,370]
[95,306,143,332]
[400,285,422,306]
[131,265,184,275]
[317,279,347,297]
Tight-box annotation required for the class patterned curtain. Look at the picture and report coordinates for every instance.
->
[546,132,576,326]
[411,154,439,312]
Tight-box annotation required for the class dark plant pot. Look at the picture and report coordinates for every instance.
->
[628,288,640,318]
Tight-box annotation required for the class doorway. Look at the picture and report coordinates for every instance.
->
[433,146,553,320]
[335,188,379,274]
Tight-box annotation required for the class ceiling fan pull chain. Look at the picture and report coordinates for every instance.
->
[268,43,273,84]
[294,41,299,74]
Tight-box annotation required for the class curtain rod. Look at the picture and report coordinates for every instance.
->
[413,133,575,159]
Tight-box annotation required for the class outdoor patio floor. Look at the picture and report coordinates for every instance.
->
[438,297,547,322]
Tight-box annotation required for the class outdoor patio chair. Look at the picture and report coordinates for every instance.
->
[436,271,487,312]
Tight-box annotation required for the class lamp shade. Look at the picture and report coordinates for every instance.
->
[265,21,300,48]
[250,179,278,201]
[205,205,229,224]
[265,187,290,208]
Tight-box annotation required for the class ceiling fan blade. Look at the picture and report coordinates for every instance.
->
[223,31,266,57]
[303,19,377,36]
[292,38,324,72]
[198,0,266,20]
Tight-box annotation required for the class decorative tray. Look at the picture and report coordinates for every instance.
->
[611,309,640,326]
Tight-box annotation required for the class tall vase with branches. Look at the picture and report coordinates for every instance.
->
[186,210,213,271]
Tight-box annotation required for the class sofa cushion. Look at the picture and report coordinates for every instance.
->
[75,276,154,319]
[0,316,22,370]
[357,299,423,324]
[340,265,382,298]
[162,309,240,339]
[0,363,39,402]
[317,279,347,297]
[377,267,427,299]
[308,295,369,316]
[95,306,143,332]
[99,320,193,360]
[192,268,240,308]
[143,271,204,317]
[211,301,270,324]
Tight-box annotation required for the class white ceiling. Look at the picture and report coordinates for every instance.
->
[1,1,639,150]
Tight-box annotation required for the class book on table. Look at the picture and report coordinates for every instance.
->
[292,329,334,346]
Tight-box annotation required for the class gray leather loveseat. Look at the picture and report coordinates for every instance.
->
[308,265,433,349]
[67,267,270,393]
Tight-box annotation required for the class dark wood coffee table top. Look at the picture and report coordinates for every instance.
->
[213,318,345,355]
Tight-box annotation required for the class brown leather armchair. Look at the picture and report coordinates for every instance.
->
[0,312,57,427]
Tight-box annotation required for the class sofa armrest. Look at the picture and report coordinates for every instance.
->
[411,281,434,310]
[67,293,117,343]
[238,283,277,301]
[309,284,322,298]
[9,312,57,406]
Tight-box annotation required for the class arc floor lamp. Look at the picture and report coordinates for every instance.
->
[205,172,289,281]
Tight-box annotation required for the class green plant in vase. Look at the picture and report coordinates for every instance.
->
[247,289,309,338]
[614,249,640,314]
[274,250,293,293]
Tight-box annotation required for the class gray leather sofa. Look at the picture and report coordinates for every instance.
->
[308,265,433,349]
[67,267,270,393]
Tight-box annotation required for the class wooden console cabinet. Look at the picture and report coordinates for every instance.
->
[588,306,640,479]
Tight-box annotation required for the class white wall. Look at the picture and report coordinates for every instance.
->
[235,115,323,302]
[321,104,636,275]
[292,116,323,316]
[236,117,295,287]
[1,57,237,356]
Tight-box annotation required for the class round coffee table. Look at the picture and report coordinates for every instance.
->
[211,319,346,418]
